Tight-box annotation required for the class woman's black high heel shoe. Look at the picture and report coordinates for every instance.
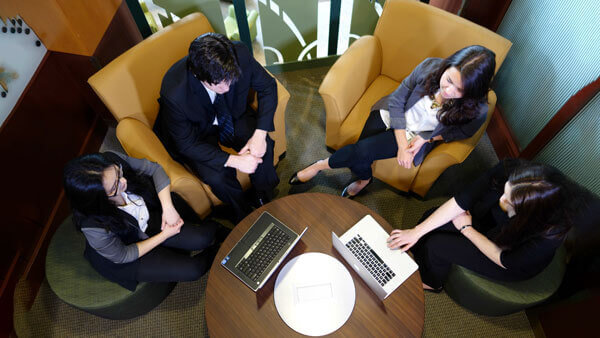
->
[341,177,373,199]
[289,161,320,185]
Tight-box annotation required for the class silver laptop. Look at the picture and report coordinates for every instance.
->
[221,211,308,291]
[332,215,418,300]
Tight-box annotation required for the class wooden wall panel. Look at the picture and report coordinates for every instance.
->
[54,0,122,54]
[0,1,79,53]
[0,51,108,336]
[0,51,98,258]
[429,0,462,14]
[428,0,513,32]
[528,291,600,337]
[520,77,600,160]
[489,78,600,160]
[0,53,91,229]
[0,0,121,55]
[93,0,143,68]
[486,106,520,159]
[0,1,141,334]
[461,0,513,32]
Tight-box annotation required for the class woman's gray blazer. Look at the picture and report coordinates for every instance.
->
[370,58,488,165]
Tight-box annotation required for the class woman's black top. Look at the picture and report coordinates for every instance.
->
[453,160,563,279]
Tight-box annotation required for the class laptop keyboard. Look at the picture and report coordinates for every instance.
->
[346,234,396,286]
[236,225,291,282]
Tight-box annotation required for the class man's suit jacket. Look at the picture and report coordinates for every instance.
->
[154,41,277,170]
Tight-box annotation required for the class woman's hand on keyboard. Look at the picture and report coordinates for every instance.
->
[387,228,422,251]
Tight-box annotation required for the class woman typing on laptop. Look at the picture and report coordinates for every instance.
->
[386,159,585,292]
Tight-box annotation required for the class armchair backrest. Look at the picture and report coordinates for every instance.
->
[374,0,512,82]
[88,13,214,127]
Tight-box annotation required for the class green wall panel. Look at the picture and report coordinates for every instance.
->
[153,0,226,34]
[258,0,381,65]
[493,1,600,150]
[259,0,319,64]
[534,93,600,196]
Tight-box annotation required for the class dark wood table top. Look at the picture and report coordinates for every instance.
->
[205,193,424,337]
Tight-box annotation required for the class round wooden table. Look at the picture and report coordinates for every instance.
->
[205,193,424,337]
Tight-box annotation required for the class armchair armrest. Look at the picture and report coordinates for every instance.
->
[319,36,382,139]
[410,143,465,197]
[249,72,289,162]
[116,118,212,218]
[271,77,289,161]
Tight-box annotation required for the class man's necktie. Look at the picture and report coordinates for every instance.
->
[215,95,234,146]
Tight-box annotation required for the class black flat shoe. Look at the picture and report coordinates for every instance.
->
[341,177,373,199]
[289,161,320,185]
[424,287,443,294]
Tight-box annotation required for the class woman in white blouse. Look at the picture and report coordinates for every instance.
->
[63,151,228,291]
[289,45,496,198]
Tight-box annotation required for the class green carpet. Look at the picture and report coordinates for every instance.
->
[14,66,534,337]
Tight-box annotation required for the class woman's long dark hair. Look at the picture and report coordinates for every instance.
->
[424,45,496,125]
[494,161,576,248]
[63,153,158,235]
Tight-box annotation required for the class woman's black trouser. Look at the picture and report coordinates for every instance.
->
[411,208,529,289]
[328,110,400,180]
[135,196,221,282]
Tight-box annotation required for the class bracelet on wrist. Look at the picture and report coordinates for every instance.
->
[459,224,471,232]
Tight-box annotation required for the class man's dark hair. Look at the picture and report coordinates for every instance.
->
[187,33,241,85]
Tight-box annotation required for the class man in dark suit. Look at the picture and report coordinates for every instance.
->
[154,33,279,222]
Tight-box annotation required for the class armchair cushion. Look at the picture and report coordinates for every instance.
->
[444,246,567,316]
[116,118,213,218]
[409,91,496,196]
[375,0,511,82]
[88,13,214,126]
[46,215,175,319]
[319,36,382,149]
[335,75,398,149]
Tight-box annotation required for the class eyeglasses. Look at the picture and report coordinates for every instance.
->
[107,164,123,198]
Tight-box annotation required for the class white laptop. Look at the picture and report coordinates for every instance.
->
[332,215,418,300]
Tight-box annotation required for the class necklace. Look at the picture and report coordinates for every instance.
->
[431,93,442,109]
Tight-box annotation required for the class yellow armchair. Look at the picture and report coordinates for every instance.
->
[88,13,289,218]
[319,0,511,197]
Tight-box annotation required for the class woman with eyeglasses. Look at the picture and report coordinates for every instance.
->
[290,45,496,198]
[386,159,584,292]
[63,151,228,291]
